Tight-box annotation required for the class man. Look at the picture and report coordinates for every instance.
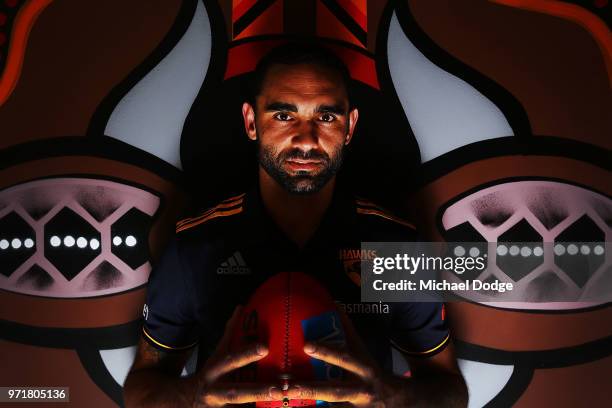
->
[124,43,468,407]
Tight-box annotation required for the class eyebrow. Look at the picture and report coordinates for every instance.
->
[265,102,298,112]
[317,104,346,115]
[264,102,346,115]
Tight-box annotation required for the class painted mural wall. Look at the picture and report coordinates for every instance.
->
[0,0,610,406]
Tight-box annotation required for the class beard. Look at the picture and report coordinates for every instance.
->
[257,141,344,194]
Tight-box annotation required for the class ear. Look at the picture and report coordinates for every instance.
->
[242,102,257,141]
[344,107,359,145]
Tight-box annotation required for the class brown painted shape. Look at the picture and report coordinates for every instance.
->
[218,0,234,40]
[0,287,146,328]
[446,302,612,350]
[0,340,117,407]
[367,0,389,52]
[408,155,612,349]
[0,0,182,149]
[516,354,612,407]
[408,156,611,241]
[0,156,188,327]
[408,0,612,148]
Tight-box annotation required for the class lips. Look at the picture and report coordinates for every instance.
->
[0,177,160,298]
[285,159,323,172]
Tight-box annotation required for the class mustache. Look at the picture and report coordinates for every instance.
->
[280,148,330,162]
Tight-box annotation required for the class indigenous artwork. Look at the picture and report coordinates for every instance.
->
[0,1,609,406]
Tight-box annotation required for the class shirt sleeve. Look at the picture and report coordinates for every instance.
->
[382,224,449,356]
[142,237,200,351]
[388,302,449,357]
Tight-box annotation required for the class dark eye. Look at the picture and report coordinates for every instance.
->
[320,113,336,122]
[274,112,293,121]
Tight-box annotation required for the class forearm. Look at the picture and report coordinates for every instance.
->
[123,369,199,408]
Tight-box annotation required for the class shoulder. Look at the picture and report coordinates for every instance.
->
[175,193,246,235]
[353,196,418,240]
[354,196,414,228]
[155,193,247,278]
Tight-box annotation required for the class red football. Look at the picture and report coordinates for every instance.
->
[230,271,346,407]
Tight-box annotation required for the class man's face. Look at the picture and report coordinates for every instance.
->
[242,62,358,194]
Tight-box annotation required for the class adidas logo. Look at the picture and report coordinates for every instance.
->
[216,251,251,275]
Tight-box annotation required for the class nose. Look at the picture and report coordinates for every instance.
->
[291,119,319,151]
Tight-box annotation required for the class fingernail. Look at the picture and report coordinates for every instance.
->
[256,343,268,356]
[303,342,316,353]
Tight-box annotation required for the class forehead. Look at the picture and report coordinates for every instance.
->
[258,63,348,102]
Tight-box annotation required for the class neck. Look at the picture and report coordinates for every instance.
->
[259,167,335,247]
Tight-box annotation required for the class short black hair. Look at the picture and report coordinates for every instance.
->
[248,41,353,107]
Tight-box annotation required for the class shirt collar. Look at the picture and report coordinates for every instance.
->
[242,179,355,250]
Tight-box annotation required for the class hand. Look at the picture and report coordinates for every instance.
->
[287,313,410,407]
[288,342,407,407]
[194,306,283,407]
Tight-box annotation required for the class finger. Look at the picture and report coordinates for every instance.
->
[204,343,268,383]
[303,342,373,380]
[201,383,283,405]
[287,382,373,404]
[204,305,245,379]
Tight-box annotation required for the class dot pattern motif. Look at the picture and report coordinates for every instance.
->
[0,178,160,297]
[441,180,611,308]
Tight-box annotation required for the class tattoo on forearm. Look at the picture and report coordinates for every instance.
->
[141,339,162,363]
[134,337,188,375]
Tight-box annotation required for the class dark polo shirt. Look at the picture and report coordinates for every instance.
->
[143,184,449,370]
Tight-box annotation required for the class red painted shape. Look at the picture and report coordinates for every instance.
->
[225,39,284,79]
[0,0,54,107]
[233,0,259,22]
[234,0,283,40]
[335,0,367,30]
[225,40,379,89]
[328,44,379,89]
[317,0,364,48]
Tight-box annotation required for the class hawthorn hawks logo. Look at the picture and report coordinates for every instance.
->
[338,248,378,286]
